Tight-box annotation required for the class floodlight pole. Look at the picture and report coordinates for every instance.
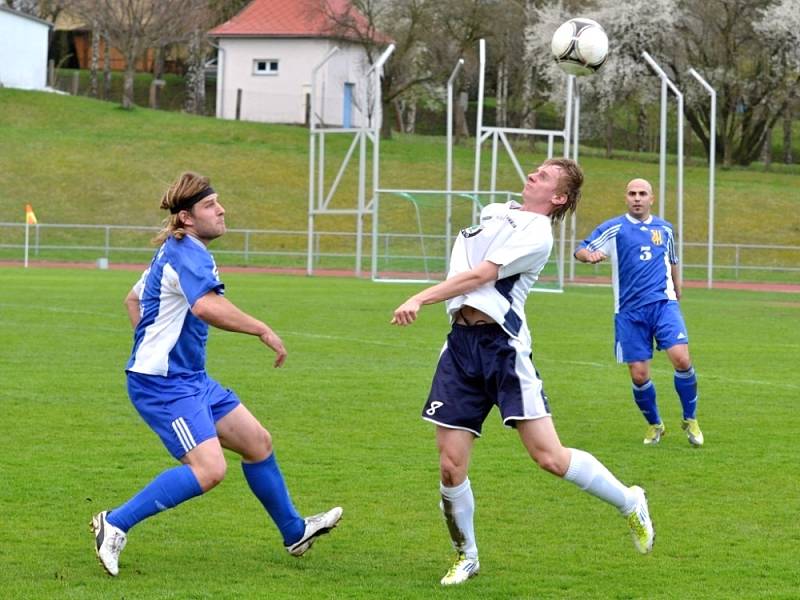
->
[658,79,668,216]
[563,75,574,158]
[365,44,395,278]
[472,39,486,224]
[642,52,684,282]
[307,47,340,276]
[446,58,465,272]
[568,79,580,282]
[688,67,717,289]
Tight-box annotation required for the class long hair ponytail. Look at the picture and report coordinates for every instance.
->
[152,172,210,245]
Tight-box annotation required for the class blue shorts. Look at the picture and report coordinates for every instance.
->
[614,300,689,363]
[126,371,241,459]
[422,324,551,437]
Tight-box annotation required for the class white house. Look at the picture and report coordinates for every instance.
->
[0,6,51,90]
[209,0,385,127]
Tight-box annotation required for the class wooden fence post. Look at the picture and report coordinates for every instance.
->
[149,79,165,109]
[235,88,242,120]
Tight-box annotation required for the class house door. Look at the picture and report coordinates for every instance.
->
[343,83,354,128]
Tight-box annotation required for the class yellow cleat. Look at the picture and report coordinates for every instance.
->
[440,552,480,585]
[681,419,704,447]
[643,423,665,445]
[626,486,655,554]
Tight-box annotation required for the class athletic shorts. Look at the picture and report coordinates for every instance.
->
[126,371,241,459]
[421,323,551,436]
[614,300,689,363]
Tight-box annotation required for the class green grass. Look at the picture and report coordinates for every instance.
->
[1,267,799,598]
[0,88,798,281]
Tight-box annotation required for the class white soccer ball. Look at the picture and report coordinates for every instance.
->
[551,18,609,77]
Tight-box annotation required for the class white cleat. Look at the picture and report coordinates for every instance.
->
[91,511,127,576]
[625,486,654,554]
[440,552,480,585]
[285,506,343,557]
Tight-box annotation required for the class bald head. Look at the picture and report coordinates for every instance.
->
[626,178,653,195]
[625,178,654,220]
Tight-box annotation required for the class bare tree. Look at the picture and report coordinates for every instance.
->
[73,0,207,109]
[678,0,800,166]
[89,18,100,97]
[323,0,436,139]
[184,27,207,114]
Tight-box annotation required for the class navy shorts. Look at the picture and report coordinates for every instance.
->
[127,371,241,459]
[614,300,689,363]
[421,324,551,436]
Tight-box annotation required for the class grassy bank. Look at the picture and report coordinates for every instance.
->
[0,88,797,279]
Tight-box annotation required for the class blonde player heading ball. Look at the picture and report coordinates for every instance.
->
[391,158,654,586]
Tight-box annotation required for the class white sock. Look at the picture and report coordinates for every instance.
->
[440,478,478,560]
[563,448,637,514]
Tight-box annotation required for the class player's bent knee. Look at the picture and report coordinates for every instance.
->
[194,457,228,491]
[439,458,467,487]
[673,357,692,371]
[531,451,567,477]
[253,426,273,457]
[238,425,273,463]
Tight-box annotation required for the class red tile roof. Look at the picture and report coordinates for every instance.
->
[209,0,382,41]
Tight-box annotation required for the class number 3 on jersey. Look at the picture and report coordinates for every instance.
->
[639,245,652,261]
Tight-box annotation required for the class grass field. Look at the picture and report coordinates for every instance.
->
[1,266,798,599]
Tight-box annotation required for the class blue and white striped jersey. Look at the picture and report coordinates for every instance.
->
[445,200,554,347]
[126,235,224,377]
[577,214,677,313]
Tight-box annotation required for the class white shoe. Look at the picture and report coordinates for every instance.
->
[440,552,480,585]
[91,511,127,576]
[625,486,654,554]
[285,506,343,557]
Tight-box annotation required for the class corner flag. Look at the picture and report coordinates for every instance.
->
[25,204,38,225]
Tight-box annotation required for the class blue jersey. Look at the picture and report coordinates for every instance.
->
[577,214,677,313]
[126,235,224,377]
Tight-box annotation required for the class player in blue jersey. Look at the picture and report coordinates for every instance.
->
[91,172,342,576]
[392,159,654,586]
[575,178,703,447]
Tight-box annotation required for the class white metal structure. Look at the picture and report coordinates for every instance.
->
[642,51,685,281]
[688,67,717,289]
[445,58,465,271]
[0,6,51,90]
[307,44,394,276]
[473,39,578,290]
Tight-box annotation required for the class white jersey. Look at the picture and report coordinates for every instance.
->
[445,200,554,347]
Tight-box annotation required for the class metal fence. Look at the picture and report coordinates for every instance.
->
[1,222,798,283]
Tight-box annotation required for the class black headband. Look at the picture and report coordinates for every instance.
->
[170,186,216,214]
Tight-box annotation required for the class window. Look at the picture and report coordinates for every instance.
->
[253,59,279,76]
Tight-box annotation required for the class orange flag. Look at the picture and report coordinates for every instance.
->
[25,204,37,225]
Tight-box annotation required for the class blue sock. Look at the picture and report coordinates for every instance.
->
[241,454,305,546]
[632,380,661,425]
[674,366,698,419]
[106,464,203,532]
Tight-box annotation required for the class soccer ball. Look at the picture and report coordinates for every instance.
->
[551,18,608,76]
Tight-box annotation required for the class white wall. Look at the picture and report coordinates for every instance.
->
[0,10,50,90]
[216,38,372,127]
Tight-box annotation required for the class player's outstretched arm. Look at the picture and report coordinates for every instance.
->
[192,291,287,367]
[574,247,607,264]
[391,261,499,326]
